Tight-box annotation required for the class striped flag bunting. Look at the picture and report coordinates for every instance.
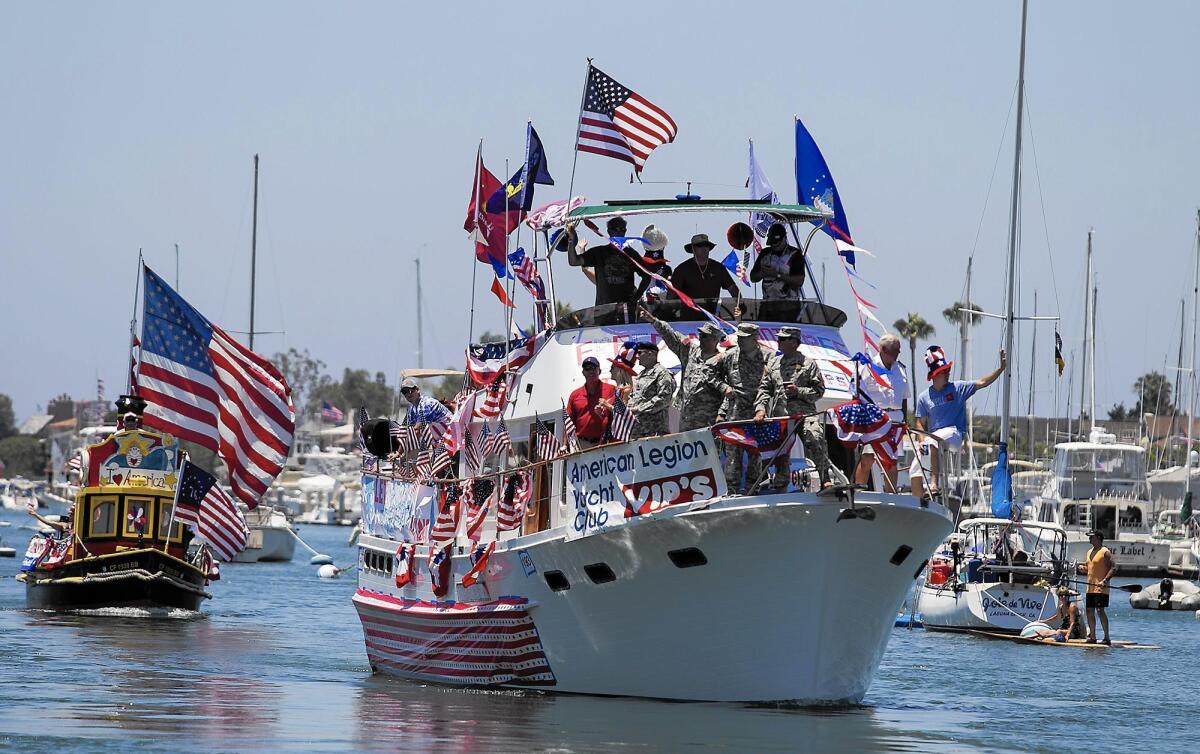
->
[576,64,677,174]
[869,424,907,470]
[460,541,496,588]
[429,446,452,478]
[475,374,509,419]
[392,421,415,456]
[533,416,562,461]
[426,545,452,597]
[393,543,417,588]
[608,393,634,443]
[431,483,461,546]
[414,447,433,481]
[136,266,294,509]
[173,459,250,561]
[351,591,556,686]
[497,471,532,531]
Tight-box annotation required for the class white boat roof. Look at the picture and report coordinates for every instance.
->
[1053,441,1144,453]
[958,517,1065,533]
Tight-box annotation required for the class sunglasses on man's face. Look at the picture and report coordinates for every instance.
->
[582,365,599,372]
[400,387,416,394]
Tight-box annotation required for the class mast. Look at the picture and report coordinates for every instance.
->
[1079,230,1093,432]
[1028,289,1037,456]
[999,0,1029,448]
[416,257,424,368]
[1089,283,1098,432]
[1187,209,1199,498]
[249,154,260,351]
[964,257,976,467]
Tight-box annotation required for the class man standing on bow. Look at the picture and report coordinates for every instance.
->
[641,306,726,431]
[705,322,773,493]
[628,342,675,440]
[754,327,842,491]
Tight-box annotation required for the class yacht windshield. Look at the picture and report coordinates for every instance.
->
[1052,447,1147,500]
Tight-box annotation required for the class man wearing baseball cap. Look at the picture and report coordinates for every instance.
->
[640,305,727,431]
[566,356,617,449]
[704,322,774,493]
[910,345,1005,499]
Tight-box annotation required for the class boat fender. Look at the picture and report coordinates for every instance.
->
[318,564,342,579]
[310,554,334,566]
[1019,622,1055,639]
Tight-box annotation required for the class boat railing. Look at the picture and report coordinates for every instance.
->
[554,297,848,330]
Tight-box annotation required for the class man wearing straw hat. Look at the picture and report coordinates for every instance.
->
[671,233,741,312]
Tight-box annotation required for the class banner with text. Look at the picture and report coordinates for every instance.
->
[564,429,727,539]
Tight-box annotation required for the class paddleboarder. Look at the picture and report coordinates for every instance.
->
[1084,529,1114,645]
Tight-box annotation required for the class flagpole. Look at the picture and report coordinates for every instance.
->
[563,59,593,222]
[467,141,483,347]
[164,454,187,555]
[127,251,144,394]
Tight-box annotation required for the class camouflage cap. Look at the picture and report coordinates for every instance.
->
[735,322,760,337]
[777,326,801,340]
[697,322,723,338]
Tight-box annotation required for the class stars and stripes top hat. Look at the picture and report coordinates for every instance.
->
[609,340,638,375]
[925,345,953,380]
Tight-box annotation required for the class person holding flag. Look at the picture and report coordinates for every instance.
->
[705,323,773,493]
[565,216,650,321]
[641,306,726,431]
[852,334,909,489]
[627,342,675,440]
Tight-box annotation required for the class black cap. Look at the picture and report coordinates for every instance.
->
[115,394,147,417]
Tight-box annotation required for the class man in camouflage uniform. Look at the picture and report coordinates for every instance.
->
[628,341,676,439]
[641,306,725,431]
[705,322,773,493]
[754,326,845,491]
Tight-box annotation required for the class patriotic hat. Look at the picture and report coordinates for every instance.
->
[609,340,638,374]
[925,345,953,380]
[114,394,147,417]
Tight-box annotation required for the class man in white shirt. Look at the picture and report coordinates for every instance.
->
[853,334,908,490]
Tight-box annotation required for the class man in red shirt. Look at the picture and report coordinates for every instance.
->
[567,356,616,448]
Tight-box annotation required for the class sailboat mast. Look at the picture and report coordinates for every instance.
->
[250,154,260,351]
[1090,284,1098,430]
[1186,210,1200,497]
[1080,230,1093,431]
[965,257,975,456]
[1028,289,1037,455]
[999,0,1029,446]
[416,258,424,368]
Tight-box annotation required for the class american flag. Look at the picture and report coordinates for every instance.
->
[431,483,461,546]
[429,446,452,477]
[712,419,795,455]
[608,393,634,443]
[173,459,250,561]
[464,478,495,541]
[507,247,545,300]
[475,374,509,419]
[414,447,433,480]
[393,542,416,588]
[561,403,578,453]
[460,541,496,588]
[869,424,907,470]
[463,426,481,475]
[533,416,562,461]
[486,418,511,458]
[831,400,892,445]
[390,420,414,455]
[136,266,294,509]
[427,544,451,597]
[577,65,677,174]
[320,401,344,423]
[476,423,491,459]
[355,406,370,452]
[497,471,532,531]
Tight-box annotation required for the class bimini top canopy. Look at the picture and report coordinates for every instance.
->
[564,198,830,225]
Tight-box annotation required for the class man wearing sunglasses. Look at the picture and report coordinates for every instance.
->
[567,357,616,449]
[400,377,451,442]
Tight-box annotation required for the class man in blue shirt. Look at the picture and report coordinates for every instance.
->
[911,345,1006,499]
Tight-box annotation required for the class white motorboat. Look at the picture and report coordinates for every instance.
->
[1129,578,1200,611]
[232,506,297,563]
[918,518,1066,633]
[1030,431,1170,575]
[352,193,953,704]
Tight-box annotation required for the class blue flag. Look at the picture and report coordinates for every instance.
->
[487,123,554,214]
[794,117,853,256]
[990,441,1014,519]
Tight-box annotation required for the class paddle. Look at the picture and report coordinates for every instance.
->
[1066,579,1142,593]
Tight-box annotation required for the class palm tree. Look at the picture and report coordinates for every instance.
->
[893,313,936,409]
[942,301,983,328]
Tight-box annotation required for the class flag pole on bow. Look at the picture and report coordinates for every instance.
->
[564,59,593,219]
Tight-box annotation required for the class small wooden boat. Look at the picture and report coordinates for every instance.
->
[17,399,214,612]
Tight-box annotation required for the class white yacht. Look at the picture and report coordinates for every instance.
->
[918,518,1066,633]
[1030,429,1169,575]
[352,198,952,704]
[232,505,297,563]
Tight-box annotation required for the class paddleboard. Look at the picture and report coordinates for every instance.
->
[966,629,1159,650]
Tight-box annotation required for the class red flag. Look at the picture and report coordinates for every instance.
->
[465,147,520,276]
[394,543,416,587]
[490,277,515,308]
[461,541,495,588]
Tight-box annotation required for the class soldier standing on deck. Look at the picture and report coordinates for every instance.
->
[706,322,773,493]
[628,341,675,439]
[754,326,843,491]
[640,306,725,431]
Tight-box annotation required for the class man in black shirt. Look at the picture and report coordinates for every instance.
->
[670,233,740,312]
[566,216,648,319]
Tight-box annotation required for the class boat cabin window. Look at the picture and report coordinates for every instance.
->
[1052,447,1147,499]
[123,496,156,537]
[88,496,119,537]
[1118,506,1144,530]
[157,502,186,542]
[1092,506,1116,540]
[1062,504,1079,526]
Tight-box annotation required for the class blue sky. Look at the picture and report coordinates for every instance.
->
[2,1,1198,424]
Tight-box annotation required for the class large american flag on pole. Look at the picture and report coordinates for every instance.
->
[137,266,294,509]
[174,459,249,561]
[577,64,677,174]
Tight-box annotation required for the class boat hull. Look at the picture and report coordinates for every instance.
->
[919,581,1057,633]
[355,493,950,704]
[22,549,210,612]
[1065,537,1170,576]
[232,525,296,563]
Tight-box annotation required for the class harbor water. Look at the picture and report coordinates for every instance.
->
[0,510,1194,754]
